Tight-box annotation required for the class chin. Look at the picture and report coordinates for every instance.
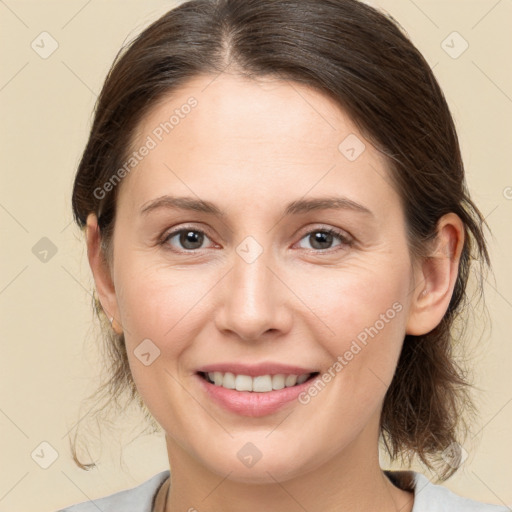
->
[217,461,304,485]
[197,442,319,485]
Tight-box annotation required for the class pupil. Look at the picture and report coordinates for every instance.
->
[311,232,332,250]
[181,230,203,249]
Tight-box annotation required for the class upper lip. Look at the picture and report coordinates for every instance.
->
[196,362,318,377]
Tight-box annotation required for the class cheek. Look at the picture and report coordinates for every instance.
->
[112,259,211,430]
[114,258,208,343]
[301,262,410,395]
[305,260,408,337]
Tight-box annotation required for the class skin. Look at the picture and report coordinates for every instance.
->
[86,73,464,512]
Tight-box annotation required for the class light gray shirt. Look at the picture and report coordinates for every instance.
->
[56,469,509,511]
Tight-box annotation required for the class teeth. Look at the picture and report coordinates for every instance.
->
[296,373,309,384]
[222,372,235,389]
[205,372,312,392]
[272,374,285,390]
[285,374,297,387]
[235,374,253,391]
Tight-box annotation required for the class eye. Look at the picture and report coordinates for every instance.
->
[296,227,352,252]
[161,227,214,251]
[160,225,353,253]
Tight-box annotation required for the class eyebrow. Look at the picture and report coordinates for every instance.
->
[140,195,374,218]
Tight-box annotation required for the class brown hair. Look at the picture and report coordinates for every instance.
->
[70,0,491,480]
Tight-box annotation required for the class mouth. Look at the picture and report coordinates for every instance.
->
[195,368,321,417]
[198,371,320,392]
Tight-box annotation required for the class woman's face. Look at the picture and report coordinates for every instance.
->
[100,74,425,483]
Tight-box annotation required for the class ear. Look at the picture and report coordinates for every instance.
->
[85,213,123,335]
[405,213,465,336]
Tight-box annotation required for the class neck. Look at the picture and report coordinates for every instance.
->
[163,433,414,512]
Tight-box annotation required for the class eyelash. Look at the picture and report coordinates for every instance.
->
[159,225,353,254]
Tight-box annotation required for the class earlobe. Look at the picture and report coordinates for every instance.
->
[405,213,465,336]
[86,213,122,334]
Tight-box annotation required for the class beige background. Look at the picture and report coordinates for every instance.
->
[0,0,511,510]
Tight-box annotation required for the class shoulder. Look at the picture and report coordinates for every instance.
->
[55,468,508,512]
[55,470,170,512]
[403,471,509,512]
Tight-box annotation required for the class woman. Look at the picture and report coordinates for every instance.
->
[58,0,507,510]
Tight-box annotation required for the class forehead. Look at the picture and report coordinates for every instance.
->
[138,73,356,156]
[118,73,399,217]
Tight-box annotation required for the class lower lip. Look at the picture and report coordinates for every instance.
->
[195,373,318,417]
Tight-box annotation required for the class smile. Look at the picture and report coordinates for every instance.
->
[199,371,318,392]
[200,372,318,393]
[195,364,321,417]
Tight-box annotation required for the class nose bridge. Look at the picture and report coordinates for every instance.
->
[215,239,289,341]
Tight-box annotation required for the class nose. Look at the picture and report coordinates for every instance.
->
[214,246,293,343]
